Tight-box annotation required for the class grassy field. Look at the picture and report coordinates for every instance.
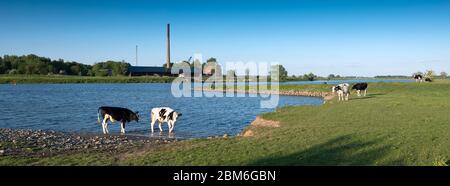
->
[0,75,176,84]
[1,80,450,165]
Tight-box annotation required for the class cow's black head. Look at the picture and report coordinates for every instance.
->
[132,111,140,122]
[334,86,342,91]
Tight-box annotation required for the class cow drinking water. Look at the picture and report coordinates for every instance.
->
[97,106,139,134]
[150,107,182,133]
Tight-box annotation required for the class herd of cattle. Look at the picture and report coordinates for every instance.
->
[96,76,427,134]
[331,83,369,101]
[413,74,432,83]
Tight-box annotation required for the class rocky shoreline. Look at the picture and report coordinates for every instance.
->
[0,128,175,157]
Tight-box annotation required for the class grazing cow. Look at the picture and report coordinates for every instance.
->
[352,83,368,96]
[414,74,423,83]
[97,106,139,134]
[425,77,432,82]
[150,107,182,133]
[333,83,350,101]
[331,83,349,93]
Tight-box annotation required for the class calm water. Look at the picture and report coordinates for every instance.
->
[0,83,322,138]
[0,79,414,138]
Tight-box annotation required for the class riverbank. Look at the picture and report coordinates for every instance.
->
[2,80,450,165]
[200,86,334,102]
[0,128,175,164]
[0,75,176,84]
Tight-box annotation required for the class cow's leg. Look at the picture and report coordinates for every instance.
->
[357,90,361,97]
[120,122,125,134]
[158,122,163,132]
[102,117,108,134]
[170,121,176,133]
[102,122,106,134]
[364,89,367,96]
[168,121,173,133]
[150,119,156,133]
[105,122,109,134]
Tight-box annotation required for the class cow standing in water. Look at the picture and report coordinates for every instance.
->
[97,106,139,134]
[150,107,182,133]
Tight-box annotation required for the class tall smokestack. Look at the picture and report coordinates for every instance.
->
[166,23,171,70]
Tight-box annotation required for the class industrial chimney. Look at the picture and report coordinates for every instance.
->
[166,23,171,71]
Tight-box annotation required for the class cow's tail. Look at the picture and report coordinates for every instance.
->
[97,109,102,124]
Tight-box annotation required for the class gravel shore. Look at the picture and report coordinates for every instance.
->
[0,128,176,157]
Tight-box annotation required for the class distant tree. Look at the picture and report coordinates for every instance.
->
[425,70,435,78]
[327,74,336,80]
[0,54,87,75]
[0,56,5,74]
[87,69,94,76]
[203,58,222,76]
[70,65,81,75]
[304,73,317,81]
[92,61,130,76]
[440,72,447,79]
[270,64,288,81]
[206,57,217,63]
[0,54,124,77]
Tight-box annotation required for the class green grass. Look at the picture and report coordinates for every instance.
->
[0,75,175,84]
[1,80,450,165]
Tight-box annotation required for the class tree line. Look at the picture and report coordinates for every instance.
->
[0,54,130,76]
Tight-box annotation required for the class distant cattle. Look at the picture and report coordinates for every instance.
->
[352,83,368,97]
[97,106,139,134]
[425,77,433,82]
[150,107,182,133]
[414,74,423,83]
[332,83,350,101]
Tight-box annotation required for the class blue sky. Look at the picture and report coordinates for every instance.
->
[1,0,449,76]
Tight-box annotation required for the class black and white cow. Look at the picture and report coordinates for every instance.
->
[150,107,182,133]
[97,106,139,134]
[425,77,433,82]
[414,74,423,83]
[332,83,350,101]
[352,83,368,96]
